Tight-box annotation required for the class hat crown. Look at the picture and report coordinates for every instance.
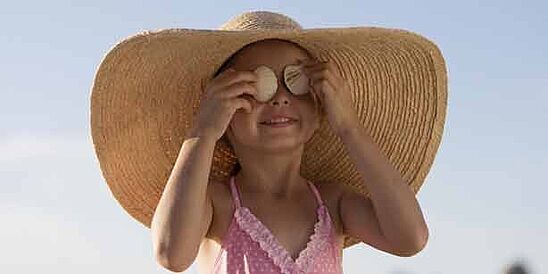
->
[219,11,303,31]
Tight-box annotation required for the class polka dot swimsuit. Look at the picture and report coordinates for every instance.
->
[210,176,343,274]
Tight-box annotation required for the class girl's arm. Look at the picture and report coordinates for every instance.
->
[151,134,217,272]
[338,122,429,257]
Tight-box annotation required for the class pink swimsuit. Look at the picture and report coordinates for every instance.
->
[211,176,343,274]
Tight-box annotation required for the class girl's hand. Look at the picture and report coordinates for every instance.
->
[188,67,258,141]
[302,59,360,136]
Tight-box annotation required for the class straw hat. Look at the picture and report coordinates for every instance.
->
[89,10,447,249]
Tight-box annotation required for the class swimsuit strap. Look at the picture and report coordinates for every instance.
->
[306,180,325,206]
[229,176,242,208]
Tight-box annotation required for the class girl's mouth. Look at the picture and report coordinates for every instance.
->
[259,120,297,128]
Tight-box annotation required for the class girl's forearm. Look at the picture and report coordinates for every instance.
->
[339,123,429,253]
[151,136,217,271]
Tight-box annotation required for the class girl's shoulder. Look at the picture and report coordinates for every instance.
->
[310,180,347,239]
[313,179,345,204]
[207,178,233,206]
[203,178,236,242]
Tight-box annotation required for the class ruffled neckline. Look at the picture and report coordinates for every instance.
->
[234,204,333,274]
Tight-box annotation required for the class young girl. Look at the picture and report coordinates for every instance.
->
[151,37,429,273]
[90,10,445,274]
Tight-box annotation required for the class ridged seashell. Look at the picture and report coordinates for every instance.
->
[284,64,310,95]
[253,65,278,102]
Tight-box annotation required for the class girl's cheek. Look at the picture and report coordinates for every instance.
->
[302,93,319,110]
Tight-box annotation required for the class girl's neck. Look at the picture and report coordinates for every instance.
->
[234,167,309,200]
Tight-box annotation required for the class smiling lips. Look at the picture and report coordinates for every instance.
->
[260,120,296,128]
[259,116,298,128]
[259,115,298,125]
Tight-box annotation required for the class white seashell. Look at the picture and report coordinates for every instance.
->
[284,64,310,95]
[253,65,278,102]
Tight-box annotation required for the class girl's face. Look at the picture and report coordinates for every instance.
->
[225,40,322,153]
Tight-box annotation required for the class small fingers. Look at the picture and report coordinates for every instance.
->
[301,59,326,68]
[219,81,258,99]
[218,67,259,88]
[232,97,253,113]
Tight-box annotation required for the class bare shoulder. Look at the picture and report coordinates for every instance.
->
[313,180,346,236]
[334,181,401,255]
[314,180,345,202]
[315,181,371,240]
[196,179,234,274]
[315,180,364,206]
[207,177,228,195]
[203,178,234,238]
[206,178,233,211]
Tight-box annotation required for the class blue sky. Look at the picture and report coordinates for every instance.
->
[1,0,546,273]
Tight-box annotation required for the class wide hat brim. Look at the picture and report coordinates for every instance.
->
[90,26,447,249]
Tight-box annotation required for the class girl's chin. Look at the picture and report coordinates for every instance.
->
[245,138,304,149]
[256,144,304,153]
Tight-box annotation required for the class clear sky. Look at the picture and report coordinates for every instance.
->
[1,0,546,273]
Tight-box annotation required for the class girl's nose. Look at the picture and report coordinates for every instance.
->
[268,77,292,106]
[270,96,290,106]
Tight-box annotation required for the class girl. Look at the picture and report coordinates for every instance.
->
[151,37,429,273]
[91,10,446,274]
